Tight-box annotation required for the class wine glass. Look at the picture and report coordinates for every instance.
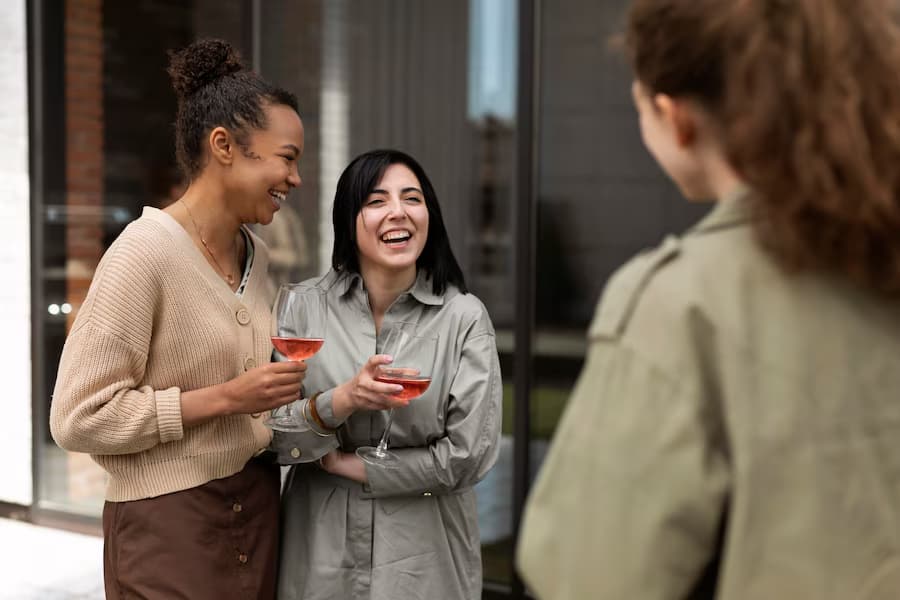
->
[266,285,327,431]
[356,322,438,468]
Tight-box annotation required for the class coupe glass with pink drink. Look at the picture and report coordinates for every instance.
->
[356,322,438,468]
[266,285,327,431]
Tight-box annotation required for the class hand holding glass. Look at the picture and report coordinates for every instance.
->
[266,285,327,431]
[356,323,438,468]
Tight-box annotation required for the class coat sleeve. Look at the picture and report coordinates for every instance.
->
[516,314,730,599]
[363,314,503,498]
[268,392,341,464]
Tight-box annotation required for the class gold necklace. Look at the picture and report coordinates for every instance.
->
[179,198,238,285]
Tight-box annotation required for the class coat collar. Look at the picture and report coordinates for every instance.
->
[334,269,444,306]
[689,184,754,236]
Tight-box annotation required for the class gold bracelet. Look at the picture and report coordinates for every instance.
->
[303,396,333,437]
[308,391,337,433]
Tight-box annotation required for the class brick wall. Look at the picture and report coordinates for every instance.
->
[65,0,104,323]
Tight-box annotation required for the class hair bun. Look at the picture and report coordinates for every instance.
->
[167,38,244,99]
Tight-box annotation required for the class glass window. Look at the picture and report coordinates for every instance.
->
[258,0,520,586]
[530,0,710,478]
[35,0,251,516]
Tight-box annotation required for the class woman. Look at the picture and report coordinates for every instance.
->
[50,39,306,599]
[273,149,502,599]
[517,1,900,598]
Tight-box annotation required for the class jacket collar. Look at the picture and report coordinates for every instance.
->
[408,270,444,306]
[689,184,754,236]
[334,269,444,306]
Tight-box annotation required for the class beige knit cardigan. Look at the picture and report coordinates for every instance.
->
[50,207,276,502]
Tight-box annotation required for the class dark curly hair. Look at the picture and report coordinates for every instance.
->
[167,38,299,178]
[331,149,467,295]
[625,0,900,297]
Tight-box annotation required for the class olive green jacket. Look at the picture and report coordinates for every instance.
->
[517,190,900,599]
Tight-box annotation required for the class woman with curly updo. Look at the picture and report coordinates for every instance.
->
[50,39,306,598]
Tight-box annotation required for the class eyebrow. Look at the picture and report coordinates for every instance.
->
[281,144,301,155]
[370,186,423,195]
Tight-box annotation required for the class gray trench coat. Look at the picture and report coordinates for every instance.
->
[273,269,502,599]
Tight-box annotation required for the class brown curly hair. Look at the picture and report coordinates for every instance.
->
[625,0,900,297]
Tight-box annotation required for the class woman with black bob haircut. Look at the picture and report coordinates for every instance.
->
[330,148,467,295]
[273,149,503,599]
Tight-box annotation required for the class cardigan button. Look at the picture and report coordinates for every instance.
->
[236,308,251,325]
[244,357,257,370]
[290,448,301,459]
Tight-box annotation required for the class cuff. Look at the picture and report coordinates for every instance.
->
[315,389,347,428]
[269,425,338,465]
[155,386,184,444]
[363,447,443,497]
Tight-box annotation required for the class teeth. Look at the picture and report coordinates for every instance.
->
[269,190,286,205]
[382,230,411,242]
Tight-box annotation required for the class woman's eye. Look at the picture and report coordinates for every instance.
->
[366,198,385,206]
[405,196,422,203]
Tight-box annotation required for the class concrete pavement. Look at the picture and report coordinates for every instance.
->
[0,517,103,599]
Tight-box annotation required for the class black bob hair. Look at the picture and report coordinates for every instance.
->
[331,149,467,295]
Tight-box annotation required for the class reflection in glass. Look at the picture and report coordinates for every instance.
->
[530,0,712,491]
[257,0,521,588]
[36,0,251,516]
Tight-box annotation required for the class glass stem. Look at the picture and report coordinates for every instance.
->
[375,409,395,457]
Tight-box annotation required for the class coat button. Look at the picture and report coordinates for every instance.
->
[236,308,251,325]
[244,357,257,370]
[238,552,248,564]
[290,448,301,459]
[250,412,261,419]
[232,502,242,513]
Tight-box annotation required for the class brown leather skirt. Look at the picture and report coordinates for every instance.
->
[102,456,280,600]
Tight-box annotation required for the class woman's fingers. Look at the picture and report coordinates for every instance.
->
[269,381,302,398]
[263,363,306,387]
[268,361,307,375]
[363,354,393,374]
[369,379,404,395]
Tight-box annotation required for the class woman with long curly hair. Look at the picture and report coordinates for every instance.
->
[518,1,900,598]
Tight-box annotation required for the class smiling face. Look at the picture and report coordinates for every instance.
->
[355,163,430,280]
[227,103,304,225]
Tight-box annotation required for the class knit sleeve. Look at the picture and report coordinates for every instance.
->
[49,225,184,455]
[50,321,183,454]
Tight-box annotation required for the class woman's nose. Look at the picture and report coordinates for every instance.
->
[386,197,405,218]
[287,166,302,188]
